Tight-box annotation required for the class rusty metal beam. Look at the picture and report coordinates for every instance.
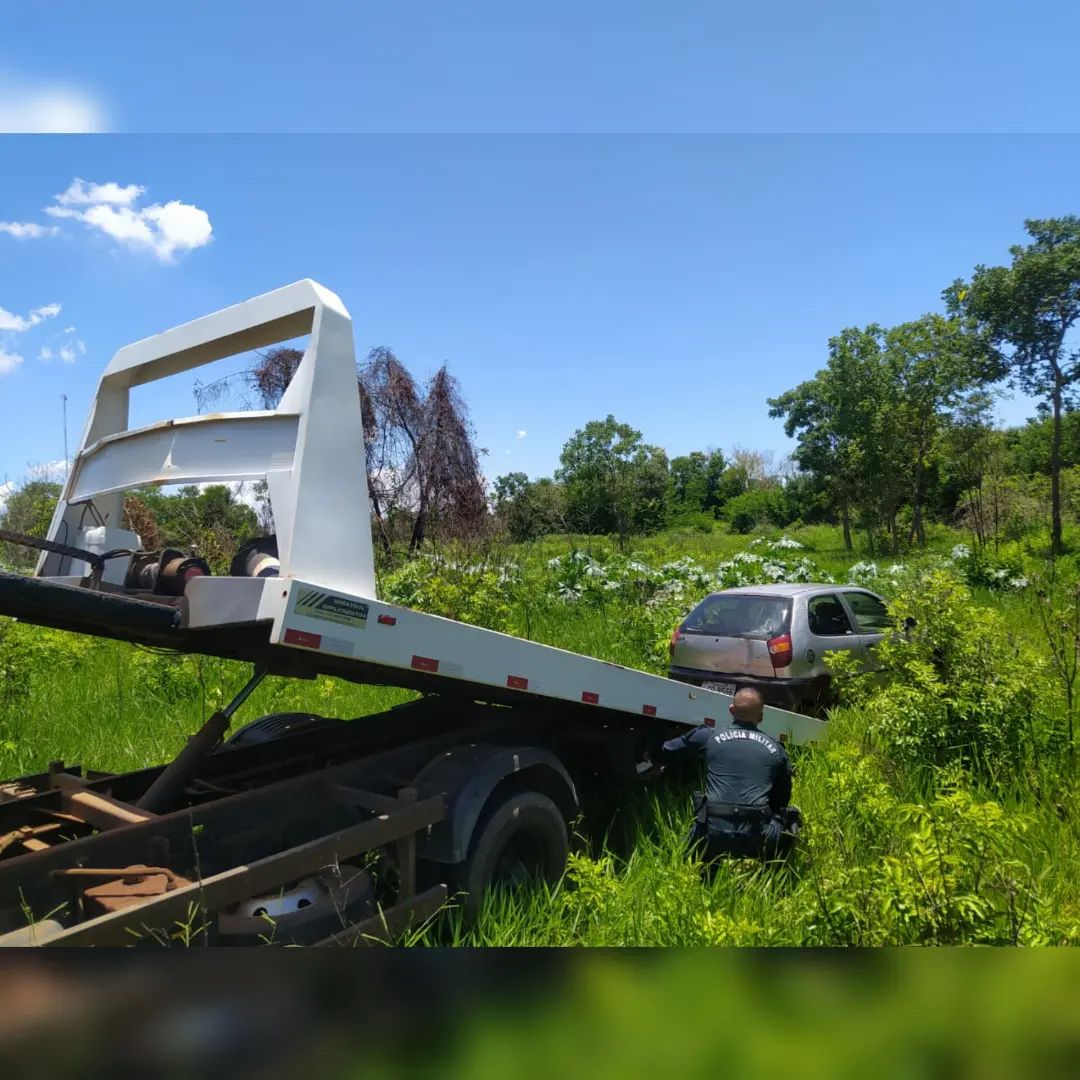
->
[51,773,156,830]
[36,794,444,946]
[316,884,448,947]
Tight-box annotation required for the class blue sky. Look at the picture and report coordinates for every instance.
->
[1,135,1075,491]
[4,1,1080,133]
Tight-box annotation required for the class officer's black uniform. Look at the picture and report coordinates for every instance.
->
[661,719,798,860]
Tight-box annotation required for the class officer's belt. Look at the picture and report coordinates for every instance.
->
[707,801,771,822]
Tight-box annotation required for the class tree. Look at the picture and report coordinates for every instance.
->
[882,314,983,544]
[195,346,304,412]
[556,416,670,544]
[947,217,1080,555]
[493,473,566,541]
[196,343,488,555]
[1001,409,1080,477]
[0,479,62,570]
[769,327,893,550]
[358,349,488,553]
[669,449,727,516]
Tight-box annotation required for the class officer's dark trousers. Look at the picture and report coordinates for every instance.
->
[689,814,796,863]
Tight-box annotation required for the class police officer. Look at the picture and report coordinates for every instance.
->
[659,686,799,861]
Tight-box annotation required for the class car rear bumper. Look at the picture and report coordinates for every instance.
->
[667,666,817,709]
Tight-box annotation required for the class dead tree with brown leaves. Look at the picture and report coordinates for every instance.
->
[360,349,488,554]
[194,345,488,557]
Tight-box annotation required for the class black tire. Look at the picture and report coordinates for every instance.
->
[458,790,568,920]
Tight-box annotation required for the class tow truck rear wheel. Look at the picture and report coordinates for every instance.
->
[458,790,568,920]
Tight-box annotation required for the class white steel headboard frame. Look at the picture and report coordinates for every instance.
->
[37,280,377,597]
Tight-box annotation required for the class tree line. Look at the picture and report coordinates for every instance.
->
[496,216,1080,556]
[3,216,1078,566]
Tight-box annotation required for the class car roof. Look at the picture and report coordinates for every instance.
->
[707,583,866,597]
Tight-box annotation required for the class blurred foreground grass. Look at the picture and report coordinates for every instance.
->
[3,951,1079,1079]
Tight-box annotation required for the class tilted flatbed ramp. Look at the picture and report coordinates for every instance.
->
[0,568,823,744]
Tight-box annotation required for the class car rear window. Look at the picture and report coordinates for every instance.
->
[681,594,791,639]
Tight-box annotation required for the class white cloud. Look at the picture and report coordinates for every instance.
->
[0,302,61,333]
[0,78,107,133]
[46,179,213,263]
[38,336,85,363]
[0,221,59,239]
[0,349,23,375]
[54,178,143,207]
[63,326,75,334]
[0,480,14,513]
[516,429,527,439]
[33,460,68,482]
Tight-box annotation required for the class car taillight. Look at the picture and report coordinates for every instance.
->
[767,633,793,669]
[669,628,683,658]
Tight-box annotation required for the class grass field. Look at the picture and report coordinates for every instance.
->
[2,521,1078,945]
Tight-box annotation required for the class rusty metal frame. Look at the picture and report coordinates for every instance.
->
[33,792,443,946]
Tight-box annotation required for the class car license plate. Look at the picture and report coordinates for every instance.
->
[702,681,736,696]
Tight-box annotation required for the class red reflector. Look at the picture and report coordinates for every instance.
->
[778,732,788,744]
[411,655,439,673]
[284,628,322,649]
[642,705,657,717]
[704,717,716,728]
[377,614,397,625]
[581,691,599,705]
[507,675,529,690]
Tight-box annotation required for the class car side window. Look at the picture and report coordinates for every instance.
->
[806,594,854,636]
[843,591,892,633]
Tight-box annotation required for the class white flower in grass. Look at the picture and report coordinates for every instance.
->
[950,544,971,562]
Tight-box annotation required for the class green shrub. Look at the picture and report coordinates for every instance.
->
[828,562,1052,782]
[804,775,1054,945]
[381,555,514,632]
[723,489,790,534]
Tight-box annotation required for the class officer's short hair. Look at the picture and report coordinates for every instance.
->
[732,687,765,723]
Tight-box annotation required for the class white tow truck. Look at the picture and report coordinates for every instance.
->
[0,281,825,946]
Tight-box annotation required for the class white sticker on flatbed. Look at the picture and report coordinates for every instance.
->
[294,589,369,629]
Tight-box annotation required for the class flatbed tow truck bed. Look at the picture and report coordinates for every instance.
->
[0,281,825,946]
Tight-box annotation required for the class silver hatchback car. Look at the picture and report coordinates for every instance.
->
[667,583,891,714]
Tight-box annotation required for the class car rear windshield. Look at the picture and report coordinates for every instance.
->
[681,594,791,640]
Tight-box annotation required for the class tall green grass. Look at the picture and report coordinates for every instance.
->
[2,522,1078,945]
